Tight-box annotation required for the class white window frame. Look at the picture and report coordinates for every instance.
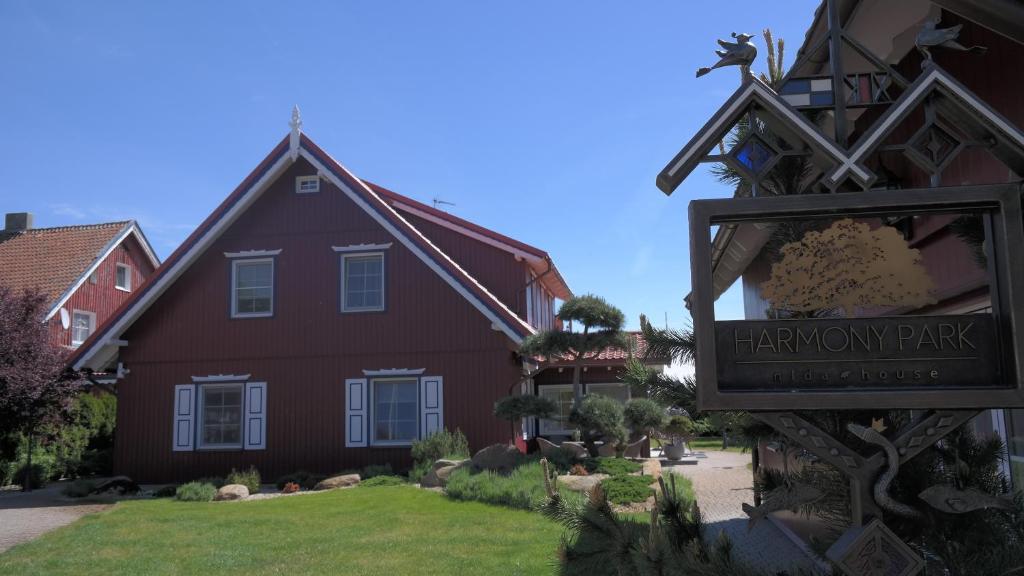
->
[231,257,274,318]
[341,252,385,313]
[197,382,245,450]
[70,310,96,347]
[115,263,132,292]
[370,377,419,447]
[296,175,320,194]
[539,384,576,436]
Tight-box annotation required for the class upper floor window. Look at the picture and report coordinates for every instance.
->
[231,258,274,318]
[342,253,385,312]
[296,175,320,194]
[71,310,96,347]
[115,263,132,291]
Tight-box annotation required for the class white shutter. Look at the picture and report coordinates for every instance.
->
[346,378,368,447]
[420,376,444,438]
[244,382,267,450]
[173,384,195,451]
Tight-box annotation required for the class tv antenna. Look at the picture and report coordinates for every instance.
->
[433,197,456,210]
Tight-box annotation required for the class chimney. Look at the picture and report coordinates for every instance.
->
[4,212,34,232]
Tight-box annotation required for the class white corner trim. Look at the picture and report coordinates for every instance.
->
[332,242,393,253]
[191,373,252,383]
[362,368,426,376]
[224,249,283,258]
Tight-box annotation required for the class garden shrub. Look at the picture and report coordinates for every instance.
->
[360,475,406,487]
[600,475,655,505]
[541,447,577,474]
[569,394,627,455]
[275,470,326,490]
[591,457,642,477]
[361,464,393,479]
[225,466,261,493]
[153,485,178,498]
[623,398,667,437]
[194,476,225,489]
[61,478,97,498]
[445,460,583,511]
[50,392,117,478]
[11,462,49,489]
[175,482,217,502]
[662,473,695,507]
[410,428,470,482]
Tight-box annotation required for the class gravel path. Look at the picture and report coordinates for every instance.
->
[662,451,819,575]
[0,484,112,554]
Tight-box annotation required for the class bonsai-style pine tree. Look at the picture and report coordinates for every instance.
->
[493,394,558,445]
[0,286,83,490]
[759,218,936,316]
[519,294,626,406]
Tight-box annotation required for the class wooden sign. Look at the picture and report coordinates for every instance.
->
[688,184,1024,410]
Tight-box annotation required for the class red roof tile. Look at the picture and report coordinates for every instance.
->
[540,332,669,365]
[0,222,131,307]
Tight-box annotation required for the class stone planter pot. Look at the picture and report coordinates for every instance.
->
[663,442,690,461]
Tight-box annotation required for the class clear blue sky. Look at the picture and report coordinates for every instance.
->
[0,1,818,330]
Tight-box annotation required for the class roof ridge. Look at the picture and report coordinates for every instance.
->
[362,180,550,258]
[5,220,132,234]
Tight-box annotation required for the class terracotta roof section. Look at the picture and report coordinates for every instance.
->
[540,332,670,366]
[363,180,572,300]
[0,221,131,307]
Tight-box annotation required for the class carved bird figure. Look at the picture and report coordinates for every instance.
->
[918,485,1015,514]
[696,33,758,78]
[916,16,987,63]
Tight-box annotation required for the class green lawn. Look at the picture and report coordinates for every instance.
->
[650,437,747,453]
[0,486,562,575]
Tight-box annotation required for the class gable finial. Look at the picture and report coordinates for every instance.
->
[695,32,758,81]
[289,105,302,161]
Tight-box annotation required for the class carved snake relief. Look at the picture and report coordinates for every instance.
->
[846,423,922,520]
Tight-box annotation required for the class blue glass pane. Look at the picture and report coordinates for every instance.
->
[735,138,774,173]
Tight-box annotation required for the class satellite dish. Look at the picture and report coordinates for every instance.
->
[60,308,70,329]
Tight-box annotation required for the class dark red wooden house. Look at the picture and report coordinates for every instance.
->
[0,213,159,352]
[69,121,588,482]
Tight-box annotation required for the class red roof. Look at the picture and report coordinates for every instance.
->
[364,181,572,300]
[0,221,132,307]
[540,332,669,366]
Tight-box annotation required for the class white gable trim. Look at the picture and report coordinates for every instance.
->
[388,200,540,263]
[332,242,393,253]
[191,373,252,383]
[362,368,426,376]
[224,249,282,258]
[298,146,535,343]
[45,223,160,322]
[72,152,294,370]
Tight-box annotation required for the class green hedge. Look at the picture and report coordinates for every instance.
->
[600,475,656,505]
[445,460,582,511]
[360,475,406,487]
[175,482,217,502]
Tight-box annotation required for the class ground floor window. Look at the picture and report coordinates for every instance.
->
[372,378,418,445]
[537,382,631,436]
[1006,409,1024,488]
[199,384,243,448]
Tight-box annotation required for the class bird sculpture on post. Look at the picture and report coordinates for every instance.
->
[916,16,987,66]
[696,32,758,79]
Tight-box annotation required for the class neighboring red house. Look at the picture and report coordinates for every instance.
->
[69,121,581,482]
[0,212,159,351]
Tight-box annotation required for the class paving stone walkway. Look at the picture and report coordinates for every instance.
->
[0,484,111,554]
[662,450,820,575]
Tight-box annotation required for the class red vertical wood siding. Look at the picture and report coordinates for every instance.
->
[48,234,156,348]
[116,158,523,482]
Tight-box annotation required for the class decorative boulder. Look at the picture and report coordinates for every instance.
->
[214,484,250,501]
[313,473,361,491]
[557,473,608,493]
[470,444,521,474]
[91,476,140,495]
[421,459,468,488]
